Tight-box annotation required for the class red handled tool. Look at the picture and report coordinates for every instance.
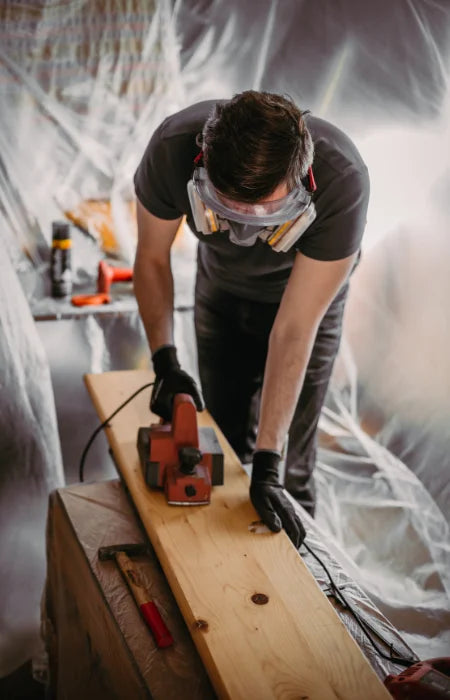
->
[71,292,111,306]
[385,657,450,699]
[71,259,133,307]
[97,259,133,294]
[98,543,173,648]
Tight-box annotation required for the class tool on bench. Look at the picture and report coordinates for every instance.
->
[98,543,174,648]
[137,393,224,505]
[71,291,111,306]
[71,259,133,306]
[385,657,450,699]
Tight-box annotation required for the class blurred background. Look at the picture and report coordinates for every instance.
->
[1,0,449,686]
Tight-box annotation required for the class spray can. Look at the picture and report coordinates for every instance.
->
[51,221,72,297]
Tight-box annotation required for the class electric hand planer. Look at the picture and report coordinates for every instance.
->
[385,657,450,699]
[137,393,224,505]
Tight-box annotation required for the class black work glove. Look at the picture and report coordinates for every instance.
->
[250,450,306,549]
[150,345,204,422]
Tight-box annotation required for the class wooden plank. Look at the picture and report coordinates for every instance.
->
[85,369,391,700]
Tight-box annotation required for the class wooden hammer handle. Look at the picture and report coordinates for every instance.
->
[115,551,173,648]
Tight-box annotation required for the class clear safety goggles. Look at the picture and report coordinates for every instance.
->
[192,167,313,226]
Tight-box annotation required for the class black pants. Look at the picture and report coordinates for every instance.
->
[194,272,349,515]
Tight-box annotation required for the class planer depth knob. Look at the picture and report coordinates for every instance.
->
[178,446,202,475]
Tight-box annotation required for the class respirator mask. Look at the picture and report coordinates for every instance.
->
[187,165,317,252]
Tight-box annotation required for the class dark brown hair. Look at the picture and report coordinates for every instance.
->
[202,90,314,202]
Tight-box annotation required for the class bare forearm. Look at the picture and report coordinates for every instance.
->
[256,252,356,452]
[256,327,317,452]
[133,252,174,352]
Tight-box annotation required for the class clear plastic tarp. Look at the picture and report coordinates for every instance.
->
[1,0,449,678]
[0,248,65,675]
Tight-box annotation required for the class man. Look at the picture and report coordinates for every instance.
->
[133,91,370,548]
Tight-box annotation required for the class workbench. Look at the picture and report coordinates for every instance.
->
[44,478,215,699]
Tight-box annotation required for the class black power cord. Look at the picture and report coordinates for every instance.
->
[79,382,154,482]
[302,541,417,669]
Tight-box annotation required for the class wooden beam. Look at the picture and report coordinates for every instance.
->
[85,369,390,700]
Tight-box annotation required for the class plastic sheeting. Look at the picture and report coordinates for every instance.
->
[0,0,183,271]
[0,0,183,677]
[316,392,450,660]
[1,0,449,679]
[0,248,65,676]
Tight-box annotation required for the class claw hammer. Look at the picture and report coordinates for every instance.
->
[98,543,173,648]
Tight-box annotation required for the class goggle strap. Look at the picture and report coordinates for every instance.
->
[194,150,204,165]
[308,166,317,193]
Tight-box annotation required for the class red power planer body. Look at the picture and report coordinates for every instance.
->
[137,394,224,505]
[385,657,450,699]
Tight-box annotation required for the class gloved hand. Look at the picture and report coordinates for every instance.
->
[250,449,306,548]
[151,345,204,422]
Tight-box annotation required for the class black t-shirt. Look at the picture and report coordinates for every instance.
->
[134,100,370,302]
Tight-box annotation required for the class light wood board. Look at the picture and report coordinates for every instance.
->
[85,369,390,700]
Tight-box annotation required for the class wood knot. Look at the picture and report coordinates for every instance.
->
[251,593,269,605]
[193,619,209,632]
